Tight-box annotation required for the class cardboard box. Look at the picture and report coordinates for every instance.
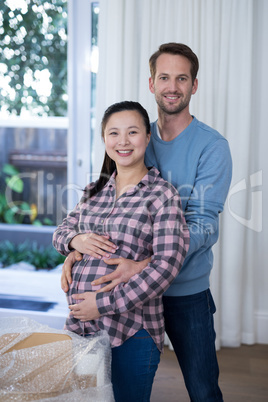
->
[1,332,72,352]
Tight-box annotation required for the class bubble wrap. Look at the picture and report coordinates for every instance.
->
[0,317,114,401]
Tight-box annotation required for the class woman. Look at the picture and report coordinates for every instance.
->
[53,101,189,401]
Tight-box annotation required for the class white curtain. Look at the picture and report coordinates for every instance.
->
[94,0,268,348]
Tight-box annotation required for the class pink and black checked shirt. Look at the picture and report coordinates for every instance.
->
[53,167,189,351]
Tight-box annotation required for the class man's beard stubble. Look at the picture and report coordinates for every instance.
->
[155,91,192,116]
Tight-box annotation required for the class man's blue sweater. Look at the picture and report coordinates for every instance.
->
[145,117,232,296]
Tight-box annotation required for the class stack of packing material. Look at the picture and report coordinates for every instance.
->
[0,317,114,401]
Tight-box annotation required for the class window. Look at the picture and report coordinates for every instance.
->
[0,0,68,117]
[0,0,99,225]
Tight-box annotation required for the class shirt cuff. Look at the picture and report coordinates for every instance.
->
[96,292,114,315]
[65,232,81,254]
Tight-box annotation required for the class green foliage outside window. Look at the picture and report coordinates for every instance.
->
[0,163,54,225]
[0,0,67,117]
[0,240,65,269]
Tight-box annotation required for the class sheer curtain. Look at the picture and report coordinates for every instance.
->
[94,0,268,348]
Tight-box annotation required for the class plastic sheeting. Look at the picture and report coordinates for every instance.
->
[0,317,114,401]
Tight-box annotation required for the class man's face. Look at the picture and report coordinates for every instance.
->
[149,53,198,115]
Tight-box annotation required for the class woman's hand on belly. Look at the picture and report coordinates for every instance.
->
[69,292,101,321]
[69,233,117,259]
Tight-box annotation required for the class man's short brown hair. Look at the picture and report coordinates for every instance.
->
[149,43,199,84]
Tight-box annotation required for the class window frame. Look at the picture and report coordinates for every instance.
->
[0,1,98,211]
[67,0,98,209]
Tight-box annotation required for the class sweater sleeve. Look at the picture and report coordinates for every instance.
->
[185,138,232,256]
[95,194,190,315]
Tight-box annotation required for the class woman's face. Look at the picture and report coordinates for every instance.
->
[103,110,151,170]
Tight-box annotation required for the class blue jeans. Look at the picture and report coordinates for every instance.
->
[163,289,223,402]
[111,329,160,402]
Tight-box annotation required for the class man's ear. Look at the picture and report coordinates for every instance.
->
[192,78,198,95]
[149,77,155,94]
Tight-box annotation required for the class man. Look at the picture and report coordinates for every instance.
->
[61,43,232,401]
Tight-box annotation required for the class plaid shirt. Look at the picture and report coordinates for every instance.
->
[53,167,189,351]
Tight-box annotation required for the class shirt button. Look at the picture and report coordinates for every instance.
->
[100,219,104,223]
[138,183,142,188]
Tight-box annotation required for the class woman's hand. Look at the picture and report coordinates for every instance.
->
[69,292,100,321]
[91,257,151,293]
[61,234,118,293]
[69,233,117,258]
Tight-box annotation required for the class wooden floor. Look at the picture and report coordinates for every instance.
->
[151,344,268,401]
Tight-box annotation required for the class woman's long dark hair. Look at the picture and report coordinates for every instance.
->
[88,101,151,198]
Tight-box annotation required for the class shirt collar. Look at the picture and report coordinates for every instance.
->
[105,167,160,191]
[106,171,116,189]
[136,166,160,190]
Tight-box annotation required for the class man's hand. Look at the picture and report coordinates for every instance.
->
[61,250,82,293]
[91,257,151,293]
[69,292,100,321]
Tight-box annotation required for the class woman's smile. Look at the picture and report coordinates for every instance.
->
[116,149,133,156]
